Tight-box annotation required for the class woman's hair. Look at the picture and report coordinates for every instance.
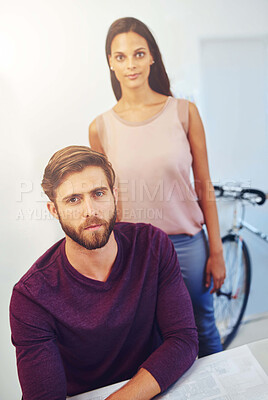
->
[42,146,115,202]
[105,17,173,100]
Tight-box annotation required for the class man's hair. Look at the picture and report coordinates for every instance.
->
[41,145,115,202]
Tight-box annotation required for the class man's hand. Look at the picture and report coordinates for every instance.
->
[105,368,161,400]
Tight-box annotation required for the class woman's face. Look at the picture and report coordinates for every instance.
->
[109,31,154,92]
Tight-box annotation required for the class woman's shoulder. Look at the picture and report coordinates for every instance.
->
[88,107,113,132]
[174,98,200,121]
[88,115,107,153]
[188,101,201,122]
[172,97,189,105]
[88,118,98,138]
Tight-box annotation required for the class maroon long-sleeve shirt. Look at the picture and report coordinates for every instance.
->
[10,222,198,399]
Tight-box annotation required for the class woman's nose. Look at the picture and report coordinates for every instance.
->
[126,56,136,69]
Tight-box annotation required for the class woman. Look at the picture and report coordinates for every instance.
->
[89,17,225,357]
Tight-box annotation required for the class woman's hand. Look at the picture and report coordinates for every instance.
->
[205,252,226,294]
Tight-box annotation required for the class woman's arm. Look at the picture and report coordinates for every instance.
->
[188,101,226,293]
[88,118,105,154]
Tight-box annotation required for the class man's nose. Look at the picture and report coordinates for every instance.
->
[83,198,98,218]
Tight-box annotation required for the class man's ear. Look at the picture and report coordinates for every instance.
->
[113,187,118,205]
[47,202,59,220]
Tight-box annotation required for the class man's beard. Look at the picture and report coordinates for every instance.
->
[58,206,117,250]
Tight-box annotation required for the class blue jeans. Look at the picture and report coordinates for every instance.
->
[169,229,222,357]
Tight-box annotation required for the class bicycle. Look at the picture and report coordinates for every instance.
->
[212,184,268,349]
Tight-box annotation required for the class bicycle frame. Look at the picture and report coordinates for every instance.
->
[228,199,268,243]
[243,221,268,242]
[223,201,246,300]
[228,199,244,235]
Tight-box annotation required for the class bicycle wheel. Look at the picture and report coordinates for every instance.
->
[213,234,251,349]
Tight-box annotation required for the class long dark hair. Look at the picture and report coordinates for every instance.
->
[105,17,173,101]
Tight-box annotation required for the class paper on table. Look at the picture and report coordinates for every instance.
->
[67,380,127,400]
[68,344,268,400]
[157,344,268,400]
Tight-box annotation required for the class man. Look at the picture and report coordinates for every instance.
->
[10,146,198,400]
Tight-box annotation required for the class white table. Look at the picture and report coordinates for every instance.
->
[68,338,268,400]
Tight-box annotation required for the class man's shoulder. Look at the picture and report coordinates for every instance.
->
[114,222,169,250]
[115,221,166,236]
[14,238,65,291]
[114,222,176,275]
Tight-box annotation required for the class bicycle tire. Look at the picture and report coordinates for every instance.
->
[213,234,251,349]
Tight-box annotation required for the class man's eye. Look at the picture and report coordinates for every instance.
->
[95,191,104,198]
[68,197,79,204]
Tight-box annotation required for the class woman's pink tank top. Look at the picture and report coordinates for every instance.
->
[96,96,204,235]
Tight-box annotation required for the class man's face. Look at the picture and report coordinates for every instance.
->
[49,166,117,250]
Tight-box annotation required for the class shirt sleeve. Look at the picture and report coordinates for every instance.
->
[10,287,67,400]
[140,231,198,392]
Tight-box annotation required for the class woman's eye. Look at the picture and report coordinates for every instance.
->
[136,52,145,58]
[116,54,124,61]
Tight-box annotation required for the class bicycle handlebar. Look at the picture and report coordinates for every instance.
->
[240,189,266,205]
[213,185,266,205]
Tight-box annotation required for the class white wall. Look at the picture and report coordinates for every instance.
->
[1,0,268,398]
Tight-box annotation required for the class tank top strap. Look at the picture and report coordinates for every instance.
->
[96,114,109,154]
[177,98,189,135]
[96,114,104,135]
